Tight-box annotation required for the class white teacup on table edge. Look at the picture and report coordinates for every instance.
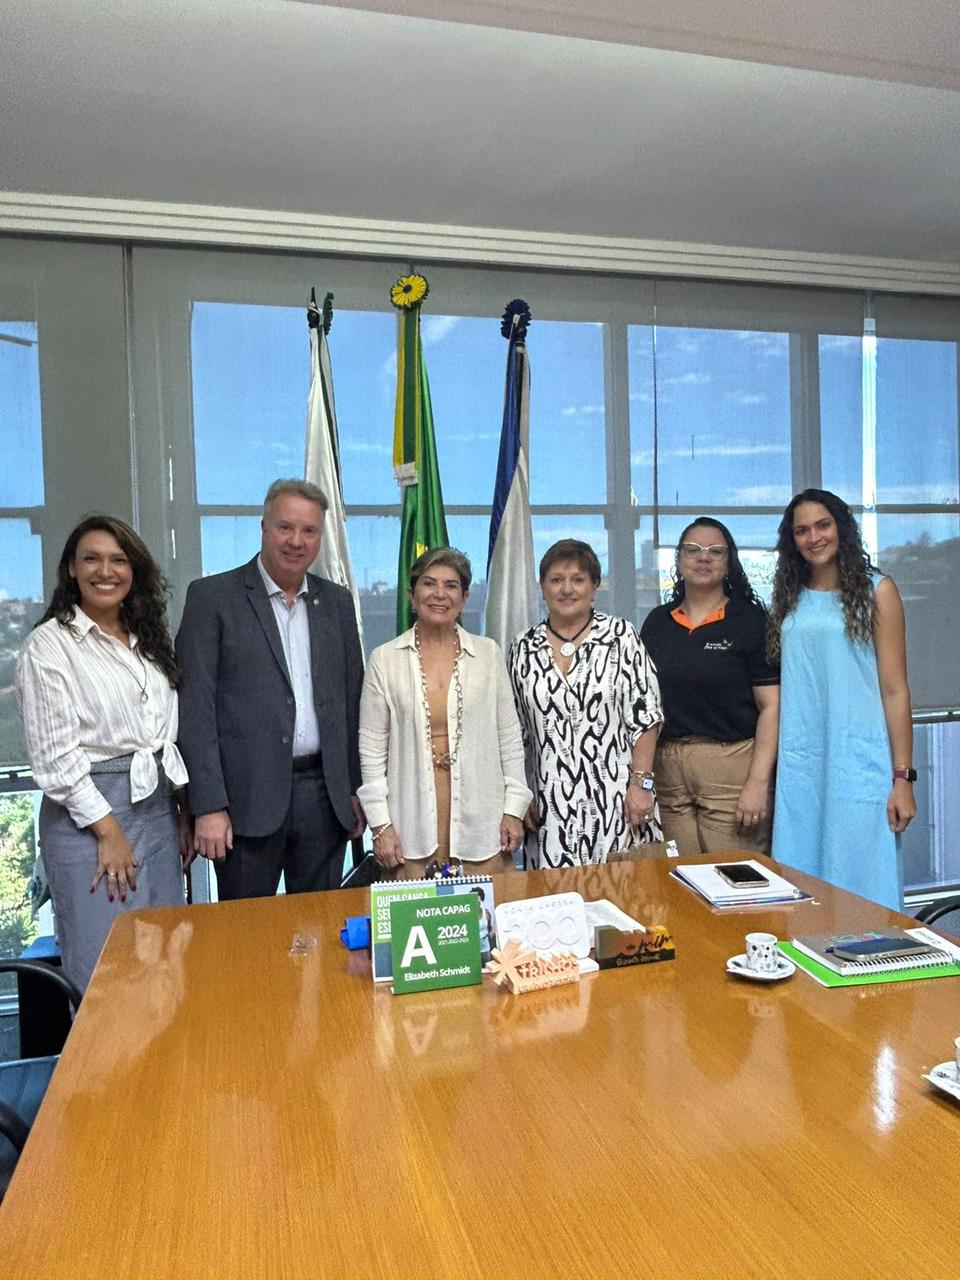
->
[745,931,779,973]
[726,952,795,982]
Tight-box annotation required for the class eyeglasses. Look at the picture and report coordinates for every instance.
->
[680,542,728,559]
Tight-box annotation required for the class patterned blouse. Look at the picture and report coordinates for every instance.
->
[508,612,663,869]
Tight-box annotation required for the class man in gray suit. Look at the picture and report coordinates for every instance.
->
[176,479,364,899]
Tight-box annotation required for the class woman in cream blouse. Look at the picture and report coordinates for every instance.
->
[358,547,531,878]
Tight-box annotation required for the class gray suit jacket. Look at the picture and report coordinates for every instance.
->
[175,557,363,838]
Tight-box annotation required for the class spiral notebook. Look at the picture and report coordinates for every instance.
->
[782,926,960,988]
[369,876,495,982]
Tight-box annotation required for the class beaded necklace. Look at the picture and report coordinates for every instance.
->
[413,624,464,769]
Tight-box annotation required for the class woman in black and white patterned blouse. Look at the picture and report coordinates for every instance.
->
[508,539,663,869]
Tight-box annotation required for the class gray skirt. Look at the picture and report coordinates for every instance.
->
[40,767,184,994]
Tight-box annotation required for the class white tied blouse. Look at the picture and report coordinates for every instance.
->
[357,626,532,861]
[16,610,188,828]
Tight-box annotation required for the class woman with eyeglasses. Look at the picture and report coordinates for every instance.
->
[640,518,779,855]
[16,515,189,993]
[509,539,663,868]
[768,490,914,910]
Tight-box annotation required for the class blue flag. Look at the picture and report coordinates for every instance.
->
[484,300,538,652]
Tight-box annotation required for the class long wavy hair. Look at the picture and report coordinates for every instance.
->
[669,517,764,609]
[767,489,876,661]
[38,515,179,687]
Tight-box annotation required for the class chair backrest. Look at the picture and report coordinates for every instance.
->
[0,960,81,1203]
[913,895,960,942]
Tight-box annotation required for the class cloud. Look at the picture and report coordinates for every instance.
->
[725,392,766,406]
[729,485,793,504]
[560,404,604,418]
[342,440,390,456]
[630,442,789,466]
[660,371,712,388]
[869,484,959,504]
[446,431,500,443]
[421,315,460,346]
[735,331,787,358]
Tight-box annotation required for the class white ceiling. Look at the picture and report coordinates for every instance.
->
[1,0,958,261]
[324,0,960,89]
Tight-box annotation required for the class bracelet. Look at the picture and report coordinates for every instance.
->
[371,822,392,840]
[629,770,656,792]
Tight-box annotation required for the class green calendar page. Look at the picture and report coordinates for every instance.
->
[370,877,495,981]
[389,894,482,995]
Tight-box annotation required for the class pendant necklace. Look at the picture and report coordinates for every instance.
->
[129,648,149,704]
[546,612,593,658]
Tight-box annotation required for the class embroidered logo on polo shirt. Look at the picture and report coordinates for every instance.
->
[703,639,733,651]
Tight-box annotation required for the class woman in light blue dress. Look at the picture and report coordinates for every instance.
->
[768,490,916,910]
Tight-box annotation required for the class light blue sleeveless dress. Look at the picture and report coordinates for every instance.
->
[772,575,902,910]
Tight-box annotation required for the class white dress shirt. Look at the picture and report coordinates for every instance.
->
[257,557,321,757]
[357,626,532,861]
[16,610,188,828]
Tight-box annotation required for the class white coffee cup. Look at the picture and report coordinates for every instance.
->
[954,1035,960,1076]
[745,931,779,973]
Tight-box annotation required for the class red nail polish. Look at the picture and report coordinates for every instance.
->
[108,894,114,903]
[120,895,126,903]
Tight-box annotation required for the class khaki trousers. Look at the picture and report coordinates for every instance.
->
[654,738,773,857]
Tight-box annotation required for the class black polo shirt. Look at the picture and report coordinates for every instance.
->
[640,597,779,742]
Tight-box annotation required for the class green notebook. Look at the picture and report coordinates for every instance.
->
[779,941,960,988]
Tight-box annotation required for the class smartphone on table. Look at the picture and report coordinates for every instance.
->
[715,863,770,888]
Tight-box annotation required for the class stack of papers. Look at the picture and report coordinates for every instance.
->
[670,860,810,908]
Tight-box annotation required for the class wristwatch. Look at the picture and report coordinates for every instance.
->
[630,770,656,793]
[892,767,917,783]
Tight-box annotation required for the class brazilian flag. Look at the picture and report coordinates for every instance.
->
[391,273,449,633]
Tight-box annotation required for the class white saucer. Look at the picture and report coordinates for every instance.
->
[923,1060,960,1102]
[726,953,795,983]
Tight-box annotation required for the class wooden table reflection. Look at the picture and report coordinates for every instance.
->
[2,855,959,1279]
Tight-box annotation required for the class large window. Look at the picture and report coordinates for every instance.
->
[183,279,621,654]
[2,238,958,895]
[0,319,44,767]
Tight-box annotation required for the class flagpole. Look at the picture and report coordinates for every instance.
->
[304,288,363,641]
[484,299,538,653]
[390,272,449,634]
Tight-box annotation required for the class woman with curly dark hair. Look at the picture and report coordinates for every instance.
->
[16,515,188,991]
[769,490,914,909]
[640,518,779,854]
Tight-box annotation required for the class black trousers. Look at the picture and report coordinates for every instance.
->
[214,762,349,900]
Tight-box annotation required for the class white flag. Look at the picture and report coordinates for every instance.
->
[484,304,538,653]
[304,294,363,639]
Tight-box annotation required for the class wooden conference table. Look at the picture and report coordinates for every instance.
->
[2,855,960,1279]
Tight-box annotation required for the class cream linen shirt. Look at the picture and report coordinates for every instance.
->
[16,610,188,828]
[357,626,532,861]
